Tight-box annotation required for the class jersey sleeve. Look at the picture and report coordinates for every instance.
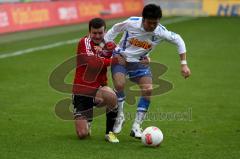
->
[104,18,130,42]
[77,37,94,55]
[158,25,186,54]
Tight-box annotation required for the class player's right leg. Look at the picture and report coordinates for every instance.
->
[72,95,93,139]
[94,86,119,143]
[111,63,127,134]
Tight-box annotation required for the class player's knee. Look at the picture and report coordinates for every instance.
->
[102,87,117,108]
[97,86,117,108]
[115,84,125,92]
[106,94,117,109]
[114,81,125,92]
[75,118,89,139]
[142,85,153,96]
[76,129,89,139]
[146,87,153,95]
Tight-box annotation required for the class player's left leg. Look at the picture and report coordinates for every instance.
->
[130,76,153,139]
[126,62,152,139]
[72,95,94,139]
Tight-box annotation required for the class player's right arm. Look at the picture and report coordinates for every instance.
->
[104,19,129,42]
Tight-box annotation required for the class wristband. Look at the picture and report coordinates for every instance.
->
[181,60,187,65]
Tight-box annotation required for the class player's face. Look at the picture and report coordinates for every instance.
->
[143,18,159,32]
[90,26,105,44]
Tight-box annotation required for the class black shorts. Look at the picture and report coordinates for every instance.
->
[72,95,97,122]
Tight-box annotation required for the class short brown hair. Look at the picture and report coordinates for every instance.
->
[89,18,106,31]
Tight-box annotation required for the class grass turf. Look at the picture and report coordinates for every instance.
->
[0,17,240,159]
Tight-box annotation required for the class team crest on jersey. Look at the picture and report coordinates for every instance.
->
[152,36,157,41]
[129,38,152,49]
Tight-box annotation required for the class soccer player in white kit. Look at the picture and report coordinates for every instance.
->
[104,4,191,138]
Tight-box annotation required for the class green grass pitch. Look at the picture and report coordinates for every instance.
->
[0,17,239,159]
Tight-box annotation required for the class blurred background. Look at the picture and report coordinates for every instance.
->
[0,0,239,34]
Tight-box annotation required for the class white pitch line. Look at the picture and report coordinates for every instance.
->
[0,39,79,59]
[0,17,196,60]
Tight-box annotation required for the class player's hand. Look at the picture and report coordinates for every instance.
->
[140,56,151,66]
[94,46,103,53]
[105,41,116,51]
[181,64,191,79]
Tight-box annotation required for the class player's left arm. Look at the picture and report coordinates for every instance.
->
[179,52,191,79]
[159,26,191,78]
[175,36,191,79]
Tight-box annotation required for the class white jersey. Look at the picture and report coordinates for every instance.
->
[104,17,186,62]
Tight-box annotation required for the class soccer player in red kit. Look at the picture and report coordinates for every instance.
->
[72,18,123,143]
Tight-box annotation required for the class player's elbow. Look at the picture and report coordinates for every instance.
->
[175,34,186,53]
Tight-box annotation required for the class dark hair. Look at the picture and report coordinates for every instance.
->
[89,18,106,31]
[142,4,162,20]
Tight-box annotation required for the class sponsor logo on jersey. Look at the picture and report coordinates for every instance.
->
[129,38,152,49]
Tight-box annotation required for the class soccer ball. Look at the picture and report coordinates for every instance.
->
[141,126,163,147]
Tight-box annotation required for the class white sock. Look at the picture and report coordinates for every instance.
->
[133,111,146,128]
[88,122,91,129]
[117,100,125,116]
